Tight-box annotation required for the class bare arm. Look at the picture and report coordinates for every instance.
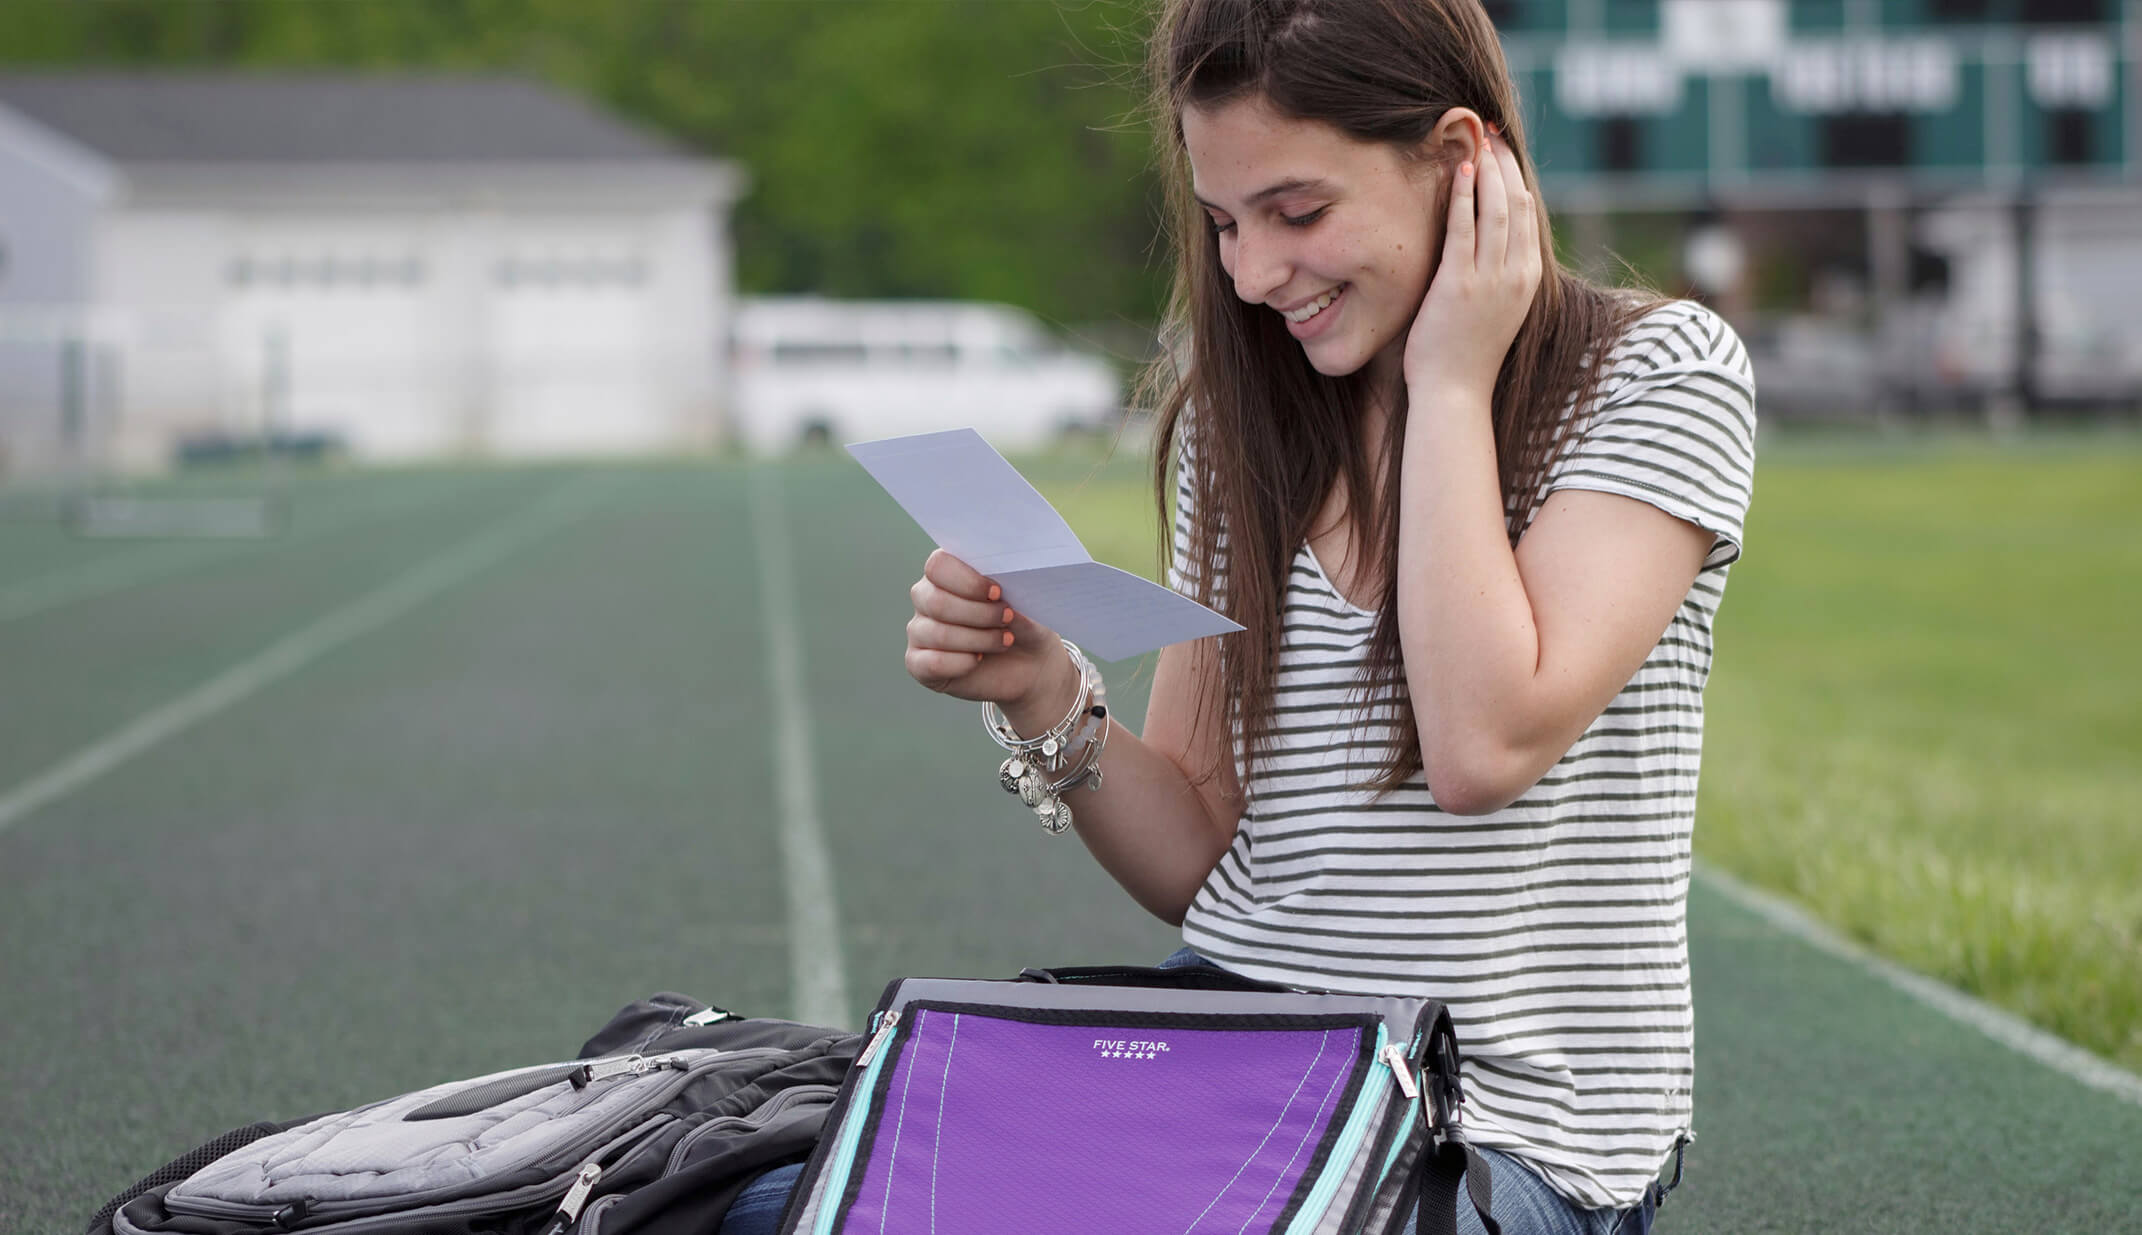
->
[1393,424,1711,814]
[907,550,1240,924]
[1394,129,1714,815]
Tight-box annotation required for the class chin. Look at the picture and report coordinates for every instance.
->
[1302,338,1372,378]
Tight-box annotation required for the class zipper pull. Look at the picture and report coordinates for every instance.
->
[546,1162,603,1233]
[571,1054,645,1088]
[681,1005,733,1027]
[1379,1043,1420,1101]
[855,1009,903,1070]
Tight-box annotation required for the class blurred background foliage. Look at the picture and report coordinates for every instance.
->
[0,0,1170,331]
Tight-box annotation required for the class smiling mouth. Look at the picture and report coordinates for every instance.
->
[1281,285,1346,324]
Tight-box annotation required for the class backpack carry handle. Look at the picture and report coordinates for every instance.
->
[1015,963,1295,993]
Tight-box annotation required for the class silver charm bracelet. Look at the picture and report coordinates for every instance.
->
[982,639,1109,834]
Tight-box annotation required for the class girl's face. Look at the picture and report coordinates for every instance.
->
[1182,94,1447,390]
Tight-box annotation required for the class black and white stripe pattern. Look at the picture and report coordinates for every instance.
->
[1173,300,1757,1210]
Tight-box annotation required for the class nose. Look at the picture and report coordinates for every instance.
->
[1227,227,1289,306]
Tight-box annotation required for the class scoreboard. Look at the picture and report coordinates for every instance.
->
[1490,0,2139,207]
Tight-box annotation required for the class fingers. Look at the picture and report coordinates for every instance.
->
[907,613,1015,655]
[910,573,1011,629]
[1443,150,1476,273]
[1476,127,1510,267]
[923,547,998,603]
[905,645,982,689]
[1491,132,1537,278]
[906,549,1026,688]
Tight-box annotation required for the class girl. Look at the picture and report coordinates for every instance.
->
[730,2,1755,1232]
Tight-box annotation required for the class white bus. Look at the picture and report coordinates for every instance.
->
[728,297,1124,453]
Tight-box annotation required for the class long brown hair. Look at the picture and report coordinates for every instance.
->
[1146,0,1657,794]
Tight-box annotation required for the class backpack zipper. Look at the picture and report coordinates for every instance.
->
[539,1161,604,1234]
[573,1053,691,1089]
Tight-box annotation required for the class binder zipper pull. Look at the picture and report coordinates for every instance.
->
[544,1162,603,1234]
[681,1005,734,1026]
[855,1009,903,1070]
[1379,1043,1421,1101]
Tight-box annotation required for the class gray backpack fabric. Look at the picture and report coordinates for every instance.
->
[95,995,859,1235]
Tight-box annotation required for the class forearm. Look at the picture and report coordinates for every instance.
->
[1393,381,1552,810]
[1002,654,1237,925]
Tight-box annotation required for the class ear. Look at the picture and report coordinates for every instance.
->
[1426,107,1488,170]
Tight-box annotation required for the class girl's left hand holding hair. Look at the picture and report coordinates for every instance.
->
[1402,125,1542,397]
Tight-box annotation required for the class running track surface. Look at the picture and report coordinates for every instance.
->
[2,461,2138,1234]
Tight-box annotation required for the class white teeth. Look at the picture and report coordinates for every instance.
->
[1282,286,1342,323]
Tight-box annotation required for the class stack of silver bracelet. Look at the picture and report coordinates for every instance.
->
[982,639,1109,835]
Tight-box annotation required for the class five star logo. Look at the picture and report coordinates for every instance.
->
[1092,1039,1172,1060]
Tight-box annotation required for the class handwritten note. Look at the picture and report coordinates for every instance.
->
[847,429,1242,661]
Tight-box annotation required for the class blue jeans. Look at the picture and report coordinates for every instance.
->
[717,949,1663,1235]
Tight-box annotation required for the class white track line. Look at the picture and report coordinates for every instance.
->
[0,477,607,839]
[748,468,853,1030]
[1697,862,2142,1107]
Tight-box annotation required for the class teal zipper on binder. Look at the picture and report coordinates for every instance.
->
[810,1009,905,1235]
[1281,1024,1390,1235]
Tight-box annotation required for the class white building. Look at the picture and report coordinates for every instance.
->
[0,73,745,475]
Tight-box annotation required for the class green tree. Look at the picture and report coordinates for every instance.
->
[0,0,1168,328]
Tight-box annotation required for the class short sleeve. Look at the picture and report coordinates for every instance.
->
[1546,300,1758,571]
[1165,413,1232,607]
[1167,417,1201,595]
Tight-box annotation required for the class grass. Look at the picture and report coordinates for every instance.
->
[1022,429,2142,1075]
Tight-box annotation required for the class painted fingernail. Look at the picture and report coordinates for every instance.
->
[1003,630,1015,647]
[987,585,1001,601]
[1461,162,1474,178]
[1003,608,1015,624]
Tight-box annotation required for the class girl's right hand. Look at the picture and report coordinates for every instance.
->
[904,549,1065,710]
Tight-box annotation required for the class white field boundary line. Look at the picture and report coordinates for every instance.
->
[748,468,853,1031]
[0,477,609,839]
[0,476,493,625]
[1696,862,2142,1107]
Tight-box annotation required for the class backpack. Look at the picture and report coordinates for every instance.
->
[88,993,859,1235]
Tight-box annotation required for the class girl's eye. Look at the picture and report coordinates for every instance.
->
[1207,217,1236,236]
[1281,207,1328,228]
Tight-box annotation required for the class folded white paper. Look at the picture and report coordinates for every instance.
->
[847,428,1242,660]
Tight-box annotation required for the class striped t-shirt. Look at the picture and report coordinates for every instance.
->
[1170,299,1757,1210]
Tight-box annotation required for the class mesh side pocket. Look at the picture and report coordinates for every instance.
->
[86,1116,322,1235]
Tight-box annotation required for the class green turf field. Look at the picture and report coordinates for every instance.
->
[1037,430,2142,1079]
[2,446,2139,1234]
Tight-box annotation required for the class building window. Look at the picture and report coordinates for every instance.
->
[2047,107,2095,165]
[496,255,648,289]
[1603,0,1660,36]
[227,253,424,289]
[1597,117,1643,172]
[2019,0,2105,23]
[1820,112,1910,167]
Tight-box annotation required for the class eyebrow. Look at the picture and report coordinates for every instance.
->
[1193,177,1335,213]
